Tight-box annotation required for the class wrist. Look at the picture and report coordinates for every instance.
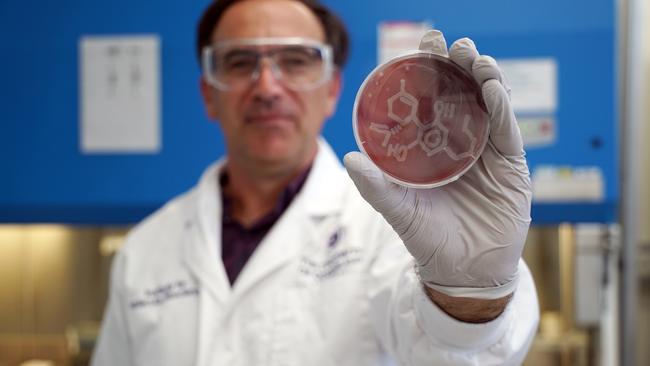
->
[423,284,513,323]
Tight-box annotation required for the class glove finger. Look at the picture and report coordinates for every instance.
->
[481,79,523,157]
[473,55,512,98]
[449,37,479,74]
[343,152,406,213]
[419,29,449,57]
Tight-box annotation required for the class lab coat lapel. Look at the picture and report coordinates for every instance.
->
[232,139,350,296]
[181,161,231,305]
[231,199,310,296]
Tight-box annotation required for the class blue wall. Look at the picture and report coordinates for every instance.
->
[0,0,617,223]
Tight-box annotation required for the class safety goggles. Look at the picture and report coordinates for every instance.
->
[202,37,334,92]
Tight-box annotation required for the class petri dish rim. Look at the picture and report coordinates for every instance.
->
[352,50,490,189]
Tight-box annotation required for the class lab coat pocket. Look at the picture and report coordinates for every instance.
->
[125,292,162,348]
[270,285,338,366]
[125,279,200,353]
[277,253,371,365]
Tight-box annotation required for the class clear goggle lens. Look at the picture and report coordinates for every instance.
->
[202,38,333,91]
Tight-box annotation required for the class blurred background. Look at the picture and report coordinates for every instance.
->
[0,0,647,365]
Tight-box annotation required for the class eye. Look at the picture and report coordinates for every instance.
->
[277,47,321,70]
[226,57,256,70]
[218,50,258,74]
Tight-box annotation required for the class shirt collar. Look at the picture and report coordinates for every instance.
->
[219,165,312,229]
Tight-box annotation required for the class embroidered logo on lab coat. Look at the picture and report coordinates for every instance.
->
[129,279,200,309]
[327,227,341,248]
[299,227,361,280]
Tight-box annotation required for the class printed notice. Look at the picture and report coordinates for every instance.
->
[378,21,432,64]
[80,35,161,153]
[518,116,556,148]
[498,58,558,114]
[532,165,604,202]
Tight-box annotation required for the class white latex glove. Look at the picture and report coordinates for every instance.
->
[344,30,532,299]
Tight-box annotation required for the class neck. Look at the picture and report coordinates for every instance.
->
[223,149,316,227]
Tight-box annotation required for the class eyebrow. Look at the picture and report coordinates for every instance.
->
[222,49,258,58]
[221,46,319,60]
[220,49,260,64]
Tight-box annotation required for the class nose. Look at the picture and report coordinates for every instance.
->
[251,59,284,101]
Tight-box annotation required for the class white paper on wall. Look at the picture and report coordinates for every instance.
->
[518,116,556,148]
[532,165,604,202]
[80,35,161,154]
[377,21,432,65]
[377,32,558,114]
[498,58,558,114]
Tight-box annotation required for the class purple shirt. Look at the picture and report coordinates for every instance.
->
[220,167,311,285]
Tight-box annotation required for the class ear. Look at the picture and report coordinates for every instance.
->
[199,77,220,120]
[324,70,343,118]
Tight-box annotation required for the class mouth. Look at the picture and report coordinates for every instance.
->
[245,113,295,125]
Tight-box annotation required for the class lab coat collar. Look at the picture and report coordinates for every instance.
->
[300,138,349,216]
[182,159,231,305]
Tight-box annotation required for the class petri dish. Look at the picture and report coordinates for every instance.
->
[353,51,490,188]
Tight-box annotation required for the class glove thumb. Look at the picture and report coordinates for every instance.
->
[343,151,409,216]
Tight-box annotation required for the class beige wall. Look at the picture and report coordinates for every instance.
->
[0,226,118,365]
[0,226,109,335]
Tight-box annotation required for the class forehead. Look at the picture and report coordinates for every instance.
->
[213,0,326,43]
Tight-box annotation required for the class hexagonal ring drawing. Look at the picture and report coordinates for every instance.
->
[418,122,449,156]
[387,79,419,127]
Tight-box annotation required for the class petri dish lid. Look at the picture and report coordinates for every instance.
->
[353,51,490,188]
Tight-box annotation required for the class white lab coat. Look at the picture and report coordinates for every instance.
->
[91,139,539,366]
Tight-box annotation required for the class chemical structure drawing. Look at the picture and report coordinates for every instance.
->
[387,79,422,128]
[443,115,477,160]
[369,79,478,163]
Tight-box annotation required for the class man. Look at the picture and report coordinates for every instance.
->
[91,0,539,365]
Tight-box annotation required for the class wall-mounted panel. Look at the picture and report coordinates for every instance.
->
[0,0,617,223]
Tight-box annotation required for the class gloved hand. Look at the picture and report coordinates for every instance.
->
[344,30,532,299]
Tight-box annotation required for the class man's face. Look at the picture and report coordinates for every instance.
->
[200,0,341,175]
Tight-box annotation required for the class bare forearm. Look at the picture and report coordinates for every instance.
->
[423,285,513,323]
